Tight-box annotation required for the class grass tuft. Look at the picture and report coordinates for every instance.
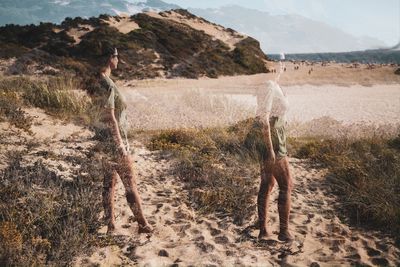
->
[292,135,400,236]
[149,123,260,225]
[0,150,103,266]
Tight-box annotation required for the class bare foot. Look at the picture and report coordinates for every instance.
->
[278,230,294,242]
[138,223,153,234]
[258,229,272,240]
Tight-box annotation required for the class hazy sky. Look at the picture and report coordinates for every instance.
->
[159,0,399,46]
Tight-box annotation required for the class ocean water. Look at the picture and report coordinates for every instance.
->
[269,50,400,64]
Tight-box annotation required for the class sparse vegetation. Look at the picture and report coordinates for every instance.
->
[0,150,103,266]
[149,117,400,239]
[148,120,263,225]
[0,75,90,123]
[0,89,33,132]
[0,75,105,265]
[291,135,400,237]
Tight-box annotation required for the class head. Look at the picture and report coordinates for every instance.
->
[99,46,119,73]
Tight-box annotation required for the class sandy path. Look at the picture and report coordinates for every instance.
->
[75,141,400,266]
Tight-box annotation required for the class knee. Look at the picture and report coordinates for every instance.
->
[260,178,275,193]
[267,180,275,192]
[280,180,293,194]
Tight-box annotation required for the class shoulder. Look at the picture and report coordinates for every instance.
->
[97,76,119,97]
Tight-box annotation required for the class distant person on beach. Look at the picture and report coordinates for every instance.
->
[246,53,294,242]
[92,45,152,234]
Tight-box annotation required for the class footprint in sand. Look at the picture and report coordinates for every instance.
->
[302,215,313,225]
[196,241,215,253]
[375,241,389,252]
[371,257,389,266]
[214,235,229,245]
[295,225,308,235]
[209,227,222,236]
[366,247,381,257]
[153,203,163,214]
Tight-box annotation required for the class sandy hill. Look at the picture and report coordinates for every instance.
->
[0,9,268,79]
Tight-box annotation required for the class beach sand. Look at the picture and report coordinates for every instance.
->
[74,140,400,267]
[2,60,399,266]
[74,66,400,266]
[119,70,400,138]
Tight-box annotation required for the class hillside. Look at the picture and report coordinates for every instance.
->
[0,9,268,79]
[1,1,388,55]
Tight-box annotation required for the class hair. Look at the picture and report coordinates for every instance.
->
[97,43,117,73]
[80,45,114,95]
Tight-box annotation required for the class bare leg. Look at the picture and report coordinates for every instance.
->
[257,161,276,239]
[117,154,152,234]
[273,157,294,241]
[102,160,117,233]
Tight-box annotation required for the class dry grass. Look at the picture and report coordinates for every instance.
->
[0,75,94,132]
[0,75,106,265]
[149,117,400,239]
[291,135,400,237]
[0,149,103,266]
[0,89,33,133]
[148,121,263,225]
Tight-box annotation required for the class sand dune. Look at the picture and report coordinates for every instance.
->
[72,68,400,266]
[103,15,140,34]
[0,108,94,178]
[74,141,400,266]
[146,10,246,50]
[2,60,399,266]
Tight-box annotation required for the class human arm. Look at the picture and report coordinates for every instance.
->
[256,82,276,163]
[261,114,276,164]
[105,107,128,156]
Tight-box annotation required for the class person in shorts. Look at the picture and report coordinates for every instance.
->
[247,55,294,242]
[93,45,152,234]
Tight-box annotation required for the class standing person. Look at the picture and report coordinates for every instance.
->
[247,53,293,241]
[93,46,152,234]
